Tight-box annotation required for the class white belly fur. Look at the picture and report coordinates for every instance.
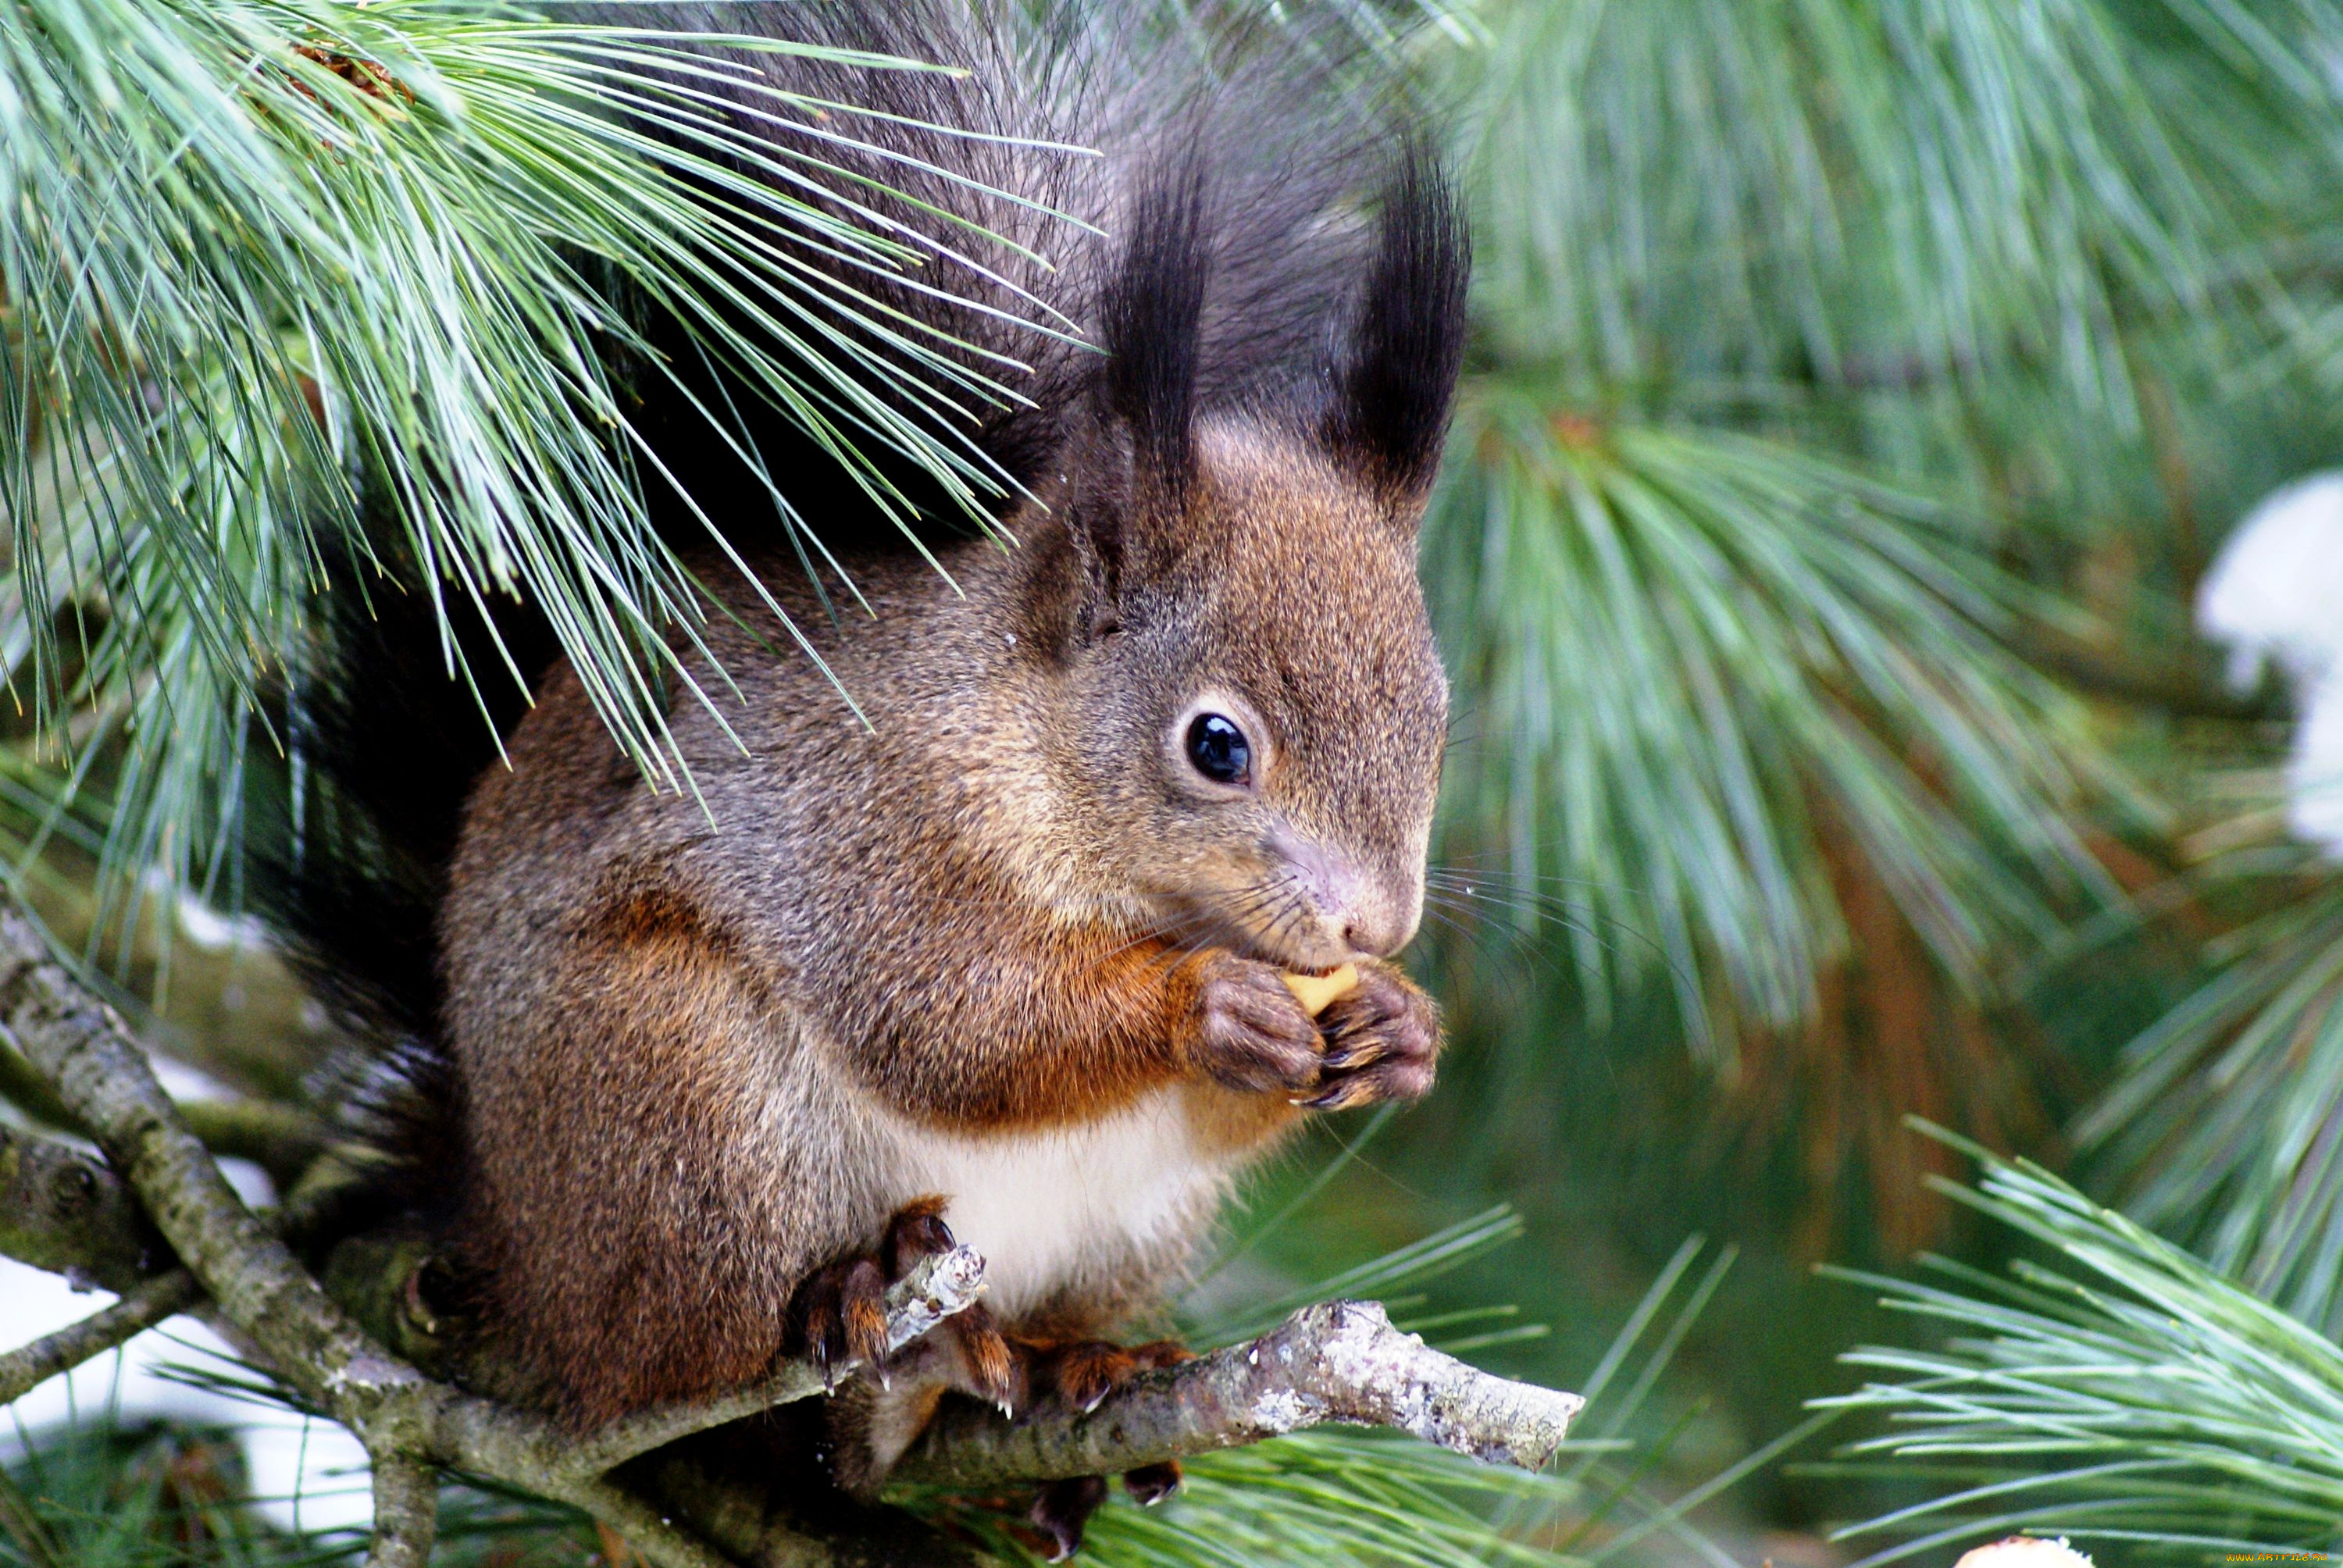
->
[881,1087,1235,1320]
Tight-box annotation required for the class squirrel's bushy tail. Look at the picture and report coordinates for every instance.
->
[251,550,550,1221]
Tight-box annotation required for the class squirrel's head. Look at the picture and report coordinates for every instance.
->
[1018,141,1467,972]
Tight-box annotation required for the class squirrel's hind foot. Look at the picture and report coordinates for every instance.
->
[1015,1335,1195,1556]
[1015,1335,1193,1415]
[806,1198,1017,1495]
[1025,1461,1185,1559]
[1030,1475,1107,1561]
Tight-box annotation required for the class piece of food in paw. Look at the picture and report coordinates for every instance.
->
[1280,961,1359,1016]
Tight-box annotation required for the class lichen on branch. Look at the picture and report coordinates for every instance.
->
[897,1299,1582,1490]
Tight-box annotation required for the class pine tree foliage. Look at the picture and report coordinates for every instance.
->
[1431,0,2343,1042]
[1,0,1065,938]
[1822,1132,2343,1559]
[17,0,2343,1559]
[1428,395,2103,1043]
[2077,836,2343,1339]
[1423,0,2343,1547]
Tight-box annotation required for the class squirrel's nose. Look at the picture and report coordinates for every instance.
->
[1330,871,1421,959]
[1339,903,1418,959]
[1267,824,1422,959]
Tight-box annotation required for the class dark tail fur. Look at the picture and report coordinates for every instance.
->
[250,2,1463,1210]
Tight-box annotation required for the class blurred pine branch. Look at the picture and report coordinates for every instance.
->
[1820,1127,2343,1560]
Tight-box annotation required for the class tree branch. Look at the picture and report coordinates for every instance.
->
[0,1155,369,1411]
[0,900,403,1420]
[177,1096,330,1191]
[644,1454,977,1568]
[3,1007,329,1191]
[2014,628,2288,725]
[569,1475,740,1568]
[0,1270,201,1407]
[362,1455,438,1568]
[896,1299,1584,1488]
[0,1029,74,1127]
[553,1246,987,1484]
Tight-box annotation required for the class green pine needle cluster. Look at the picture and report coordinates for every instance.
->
[2,0,1058,942]
[1428,398,2105,1045]
[1821,1129,2343,1559]
[2078,845,2343,1338]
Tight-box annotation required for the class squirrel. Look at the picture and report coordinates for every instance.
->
[259,2,1467,1556]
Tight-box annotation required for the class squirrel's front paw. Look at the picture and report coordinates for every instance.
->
[788,1197,1012,1405]
[1190,953,1323,1095]
[1301,961,1440,1111]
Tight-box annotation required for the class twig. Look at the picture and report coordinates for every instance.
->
[2,1172,371,1413]
[3,1014,329,1191]
[177,1096,331,1191]
[896,1299,1584,1488]
[2016,629,2286,724]
[0,1030,73,1127]
[555,1245,988,1484]
[363,1454,439,1568]
[0,1270,201,1407]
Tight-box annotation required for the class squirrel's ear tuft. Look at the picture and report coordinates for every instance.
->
[1100,146,1211,499]
[1325,141,1471,510]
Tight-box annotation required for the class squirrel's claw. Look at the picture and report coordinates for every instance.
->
[1017,1341,1193,1558]
[1030,1475,1107,1561]
[792,1196,966,1390]
[1297,1080,1380,1113]
[1124,1461,1182,1507]
[946,1302,1018,1415]
[1301,961,1441,1111]
[792,1255,892,1390]
[882,1196,958,1278]
[1050,1342,1132,1414]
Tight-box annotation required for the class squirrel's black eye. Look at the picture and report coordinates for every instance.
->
[1186,713,1252,786]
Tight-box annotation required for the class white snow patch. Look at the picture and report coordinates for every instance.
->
[0,1256,372,1540]
[2199,474,2343,858]
[1952,1537,2094,1568]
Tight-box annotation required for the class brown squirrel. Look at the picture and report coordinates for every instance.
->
[259,2,1467,1556]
